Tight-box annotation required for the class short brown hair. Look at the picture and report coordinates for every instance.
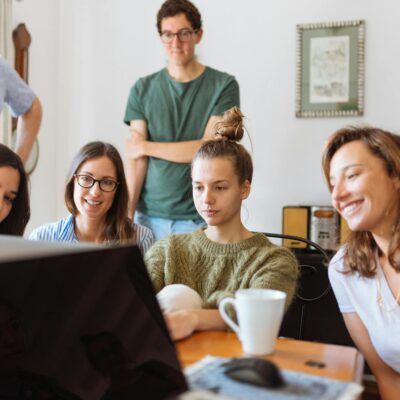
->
[156,0,202,35]
[0,144,30,236]
[321,126,400,276]
[65,141,135,244]
[192,106,253,185]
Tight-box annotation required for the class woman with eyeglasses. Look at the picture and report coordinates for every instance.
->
[123,0,240,241]
[0,144,30,236]
[29,141,154,254]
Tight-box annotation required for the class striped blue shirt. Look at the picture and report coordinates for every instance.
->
[29,215,155,255]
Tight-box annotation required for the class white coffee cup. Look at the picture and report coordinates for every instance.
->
[219,288,286,355]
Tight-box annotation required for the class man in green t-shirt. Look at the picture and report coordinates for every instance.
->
[124,0,240,240]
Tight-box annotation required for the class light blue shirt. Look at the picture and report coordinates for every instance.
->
[29,215,155,255]
[0,56,35,117]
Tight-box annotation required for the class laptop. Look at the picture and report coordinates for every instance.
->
[0,236,193,399]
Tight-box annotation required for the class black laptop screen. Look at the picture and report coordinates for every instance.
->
[0,244,188,399]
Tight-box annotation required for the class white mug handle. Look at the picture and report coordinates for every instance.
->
[219,297,240,337]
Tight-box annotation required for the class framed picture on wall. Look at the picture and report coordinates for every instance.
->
[296,20,365,118]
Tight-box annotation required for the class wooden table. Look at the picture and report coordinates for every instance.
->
[176,331,364,383]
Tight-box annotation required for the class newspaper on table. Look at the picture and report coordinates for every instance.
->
[182,356,363,400]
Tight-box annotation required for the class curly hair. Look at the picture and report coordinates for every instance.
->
[156,0,202,35]
[321,126,400,277]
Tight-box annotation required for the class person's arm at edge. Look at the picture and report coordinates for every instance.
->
[14,96,42,164]
[125,120,148,217]
[128,114,222,164]
[138,225,155,255]
[343,313,400,400]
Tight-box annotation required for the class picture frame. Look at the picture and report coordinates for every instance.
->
[296,20,365,118]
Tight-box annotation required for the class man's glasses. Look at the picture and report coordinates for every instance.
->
[74,174,119,192]
[160,29,198,44]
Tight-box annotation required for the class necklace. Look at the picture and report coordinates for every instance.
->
[376,277,400,312]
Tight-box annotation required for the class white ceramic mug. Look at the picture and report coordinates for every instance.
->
[219,288,287,355]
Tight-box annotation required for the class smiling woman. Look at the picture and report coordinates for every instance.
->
[29,141,155,255]
[321,126,400,400]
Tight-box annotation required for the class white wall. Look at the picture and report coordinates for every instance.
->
[14,0,400,235]
[12,0,60,233]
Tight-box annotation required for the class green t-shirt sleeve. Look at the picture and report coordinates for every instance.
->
[124,79,145,125]
[211,77,240,116]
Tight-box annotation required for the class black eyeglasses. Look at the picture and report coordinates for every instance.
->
[74,174,119,192]
[160,29,198,44]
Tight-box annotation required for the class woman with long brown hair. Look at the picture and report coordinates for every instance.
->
[30,141,154,254]
[322,126,400,399]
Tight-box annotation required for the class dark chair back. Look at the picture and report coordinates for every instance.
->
[264,232,354,346]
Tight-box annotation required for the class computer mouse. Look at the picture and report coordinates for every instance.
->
[223,358,285,388]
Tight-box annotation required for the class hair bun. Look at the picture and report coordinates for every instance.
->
[213,106,244,142]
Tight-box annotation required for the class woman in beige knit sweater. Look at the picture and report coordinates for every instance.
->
[145,106,298,340]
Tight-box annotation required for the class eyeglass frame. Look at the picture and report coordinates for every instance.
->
[73,174,120,192]
[160,29,199,44]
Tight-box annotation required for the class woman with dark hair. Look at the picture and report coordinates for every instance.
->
[30,141,154,254]
[321,126,400,399]
[145,107,298,340]
[0,144,30,235]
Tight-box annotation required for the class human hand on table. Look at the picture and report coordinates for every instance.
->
[164,310,199,341]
